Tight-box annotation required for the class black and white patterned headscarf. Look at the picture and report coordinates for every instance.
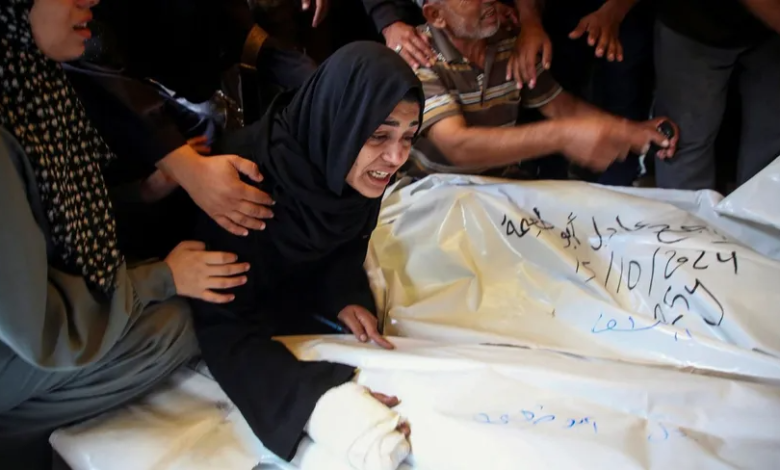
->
[1,0,122,299]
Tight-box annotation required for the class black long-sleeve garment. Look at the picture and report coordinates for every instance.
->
[189,42,424,461]
[191,111,378,462]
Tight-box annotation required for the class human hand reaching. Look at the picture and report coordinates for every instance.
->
[508,19,552,89]
[165,241,250,303]
[159,148,275,236]
[187,135,211,155]
[569,0,635,61]
[337,305,395,349]
[383,22,435,70]
[302,0,329,27]
[560,115,671,171]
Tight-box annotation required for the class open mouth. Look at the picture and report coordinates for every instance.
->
[73,20,92,38]
[367,169,394,186]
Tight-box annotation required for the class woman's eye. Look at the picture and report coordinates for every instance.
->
[370,134,388,142]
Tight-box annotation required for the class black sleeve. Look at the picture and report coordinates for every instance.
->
[64,64,188,169]
[362,0,424,33]
[192,305,355,461]
[190,214,355,461]
[311,237,377,320]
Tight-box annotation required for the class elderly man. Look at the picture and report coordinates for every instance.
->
[404,0,678,180]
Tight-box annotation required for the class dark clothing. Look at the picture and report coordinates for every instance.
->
[0,127,197,469]
[191,42,424,460]
[92,0,255,104]
[653,21,780,190]
[543,0,655,185]
[362,0,424,33]
[656,0,772,48]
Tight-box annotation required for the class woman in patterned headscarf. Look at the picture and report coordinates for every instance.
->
[0,0,244,465]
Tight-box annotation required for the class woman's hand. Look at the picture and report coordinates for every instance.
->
[337,305,394,349]
[157,146,275,236]
[165,241,250,303]
[369,390,411,437]
[187,135,212,155]
[138,169,179,203]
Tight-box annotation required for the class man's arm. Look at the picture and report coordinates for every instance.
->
[426,115,568,169]
[538,90,610,120]
[740,0,780,33]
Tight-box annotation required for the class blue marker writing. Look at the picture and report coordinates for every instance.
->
[591,313,662,334]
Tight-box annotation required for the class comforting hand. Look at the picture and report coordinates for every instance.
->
[560,115,671,171]
[569,4,627,62]
[337,305,395,349]
[165,241,250,303]
[496,2,519,27]
[187,135,211,156]
[162,149,275,236]
[138,169,179,203]
[383,22,435,70]
[508,19,552,89]
[301,0,329,27]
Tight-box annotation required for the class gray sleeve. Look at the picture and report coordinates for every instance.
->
[0,128,177,371]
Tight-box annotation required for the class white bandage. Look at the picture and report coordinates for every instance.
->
[305,382,410,470]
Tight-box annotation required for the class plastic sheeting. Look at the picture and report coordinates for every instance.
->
[716,155,780,233]
[367,175,780,381]
[52,337,780,470]
[50,176,780,469]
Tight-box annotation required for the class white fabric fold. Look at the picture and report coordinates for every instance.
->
[305,382,410,470]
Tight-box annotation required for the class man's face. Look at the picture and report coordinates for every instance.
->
[437,0,500,40]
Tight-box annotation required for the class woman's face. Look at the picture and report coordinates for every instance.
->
[345,100,420,198]
[29,0,98,62]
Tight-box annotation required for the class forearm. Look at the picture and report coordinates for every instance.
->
[600,0,639,20]
[155,143,203,186]
[740,0,780,33]
[539,91,612,120]
[432,120,568,169]
[517,0,542,24]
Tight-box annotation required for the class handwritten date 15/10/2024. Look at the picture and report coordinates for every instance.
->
[474,406,688,443]
[500,210,739,329]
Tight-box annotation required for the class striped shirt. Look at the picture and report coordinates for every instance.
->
[407,26,563,178]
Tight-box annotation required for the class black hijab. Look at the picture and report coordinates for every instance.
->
[255,41,424,261]
[0,0,122,299]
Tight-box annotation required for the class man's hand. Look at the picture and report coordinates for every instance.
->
[569,0,636,61]
[337,305,395,349]
[508,19,552,89]
[645,117,680,159]
[302,0,329,27]
[158,146,275,236]
[560,115,671,171]
[383,22,435,70]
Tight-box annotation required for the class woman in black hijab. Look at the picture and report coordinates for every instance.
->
[191,41,423,466]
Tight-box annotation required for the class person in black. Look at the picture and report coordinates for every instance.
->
[191,42,423,463]
[654,0,780,190]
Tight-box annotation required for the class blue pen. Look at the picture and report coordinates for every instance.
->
[313,314,348,333]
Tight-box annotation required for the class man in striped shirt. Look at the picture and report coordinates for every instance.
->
[406,0,679,180]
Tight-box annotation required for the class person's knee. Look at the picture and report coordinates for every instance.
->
[138,298,199,371]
